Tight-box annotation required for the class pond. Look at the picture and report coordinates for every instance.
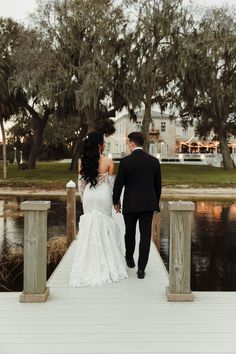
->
[160,200,236,291]
[0,197,236,291]
[0,196,83,292]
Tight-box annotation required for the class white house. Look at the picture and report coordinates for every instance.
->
[105,110,236,162]
[105,110,176,157]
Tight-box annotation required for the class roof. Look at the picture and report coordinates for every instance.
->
[115,110,170,122]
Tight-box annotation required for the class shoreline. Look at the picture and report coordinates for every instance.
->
[0,186,236,200]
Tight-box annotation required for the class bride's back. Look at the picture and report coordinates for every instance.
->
[98,155,114,176]
[83,155,115,216]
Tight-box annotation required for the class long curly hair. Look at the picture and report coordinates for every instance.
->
[80,132,104,188]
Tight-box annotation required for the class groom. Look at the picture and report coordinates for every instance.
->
[113,132,161,279]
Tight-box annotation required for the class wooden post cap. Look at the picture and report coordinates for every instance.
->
[20,201,51,211]
[168,201,195,211]
[66,180,76,188]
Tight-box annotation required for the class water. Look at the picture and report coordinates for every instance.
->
[0,196,83,292]
[0,197,236,291]
[160,201,236,291]
[0,197,83,250]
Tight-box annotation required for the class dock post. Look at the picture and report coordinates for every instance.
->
[166,201,195,302]
[66,180,76,248]
[20,201,51,303]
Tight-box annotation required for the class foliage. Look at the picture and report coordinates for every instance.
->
[123,0,191,150]
[175,8,236,169]
[0,18,23,178]
[35,0,128,132]
[1,2,236,171]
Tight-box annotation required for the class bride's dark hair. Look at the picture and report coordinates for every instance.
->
[80,131,104,187]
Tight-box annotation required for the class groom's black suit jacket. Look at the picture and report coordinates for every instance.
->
[113,149,161,214]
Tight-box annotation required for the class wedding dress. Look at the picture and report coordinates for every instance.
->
[69,172,128,287]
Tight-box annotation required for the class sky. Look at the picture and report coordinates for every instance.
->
[0,0,38,22]
[0,0,235,22]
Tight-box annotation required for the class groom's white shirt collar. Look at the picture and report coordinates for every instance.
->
[132,147,143,152]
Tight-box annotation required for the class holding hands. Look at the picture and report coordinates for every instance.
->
[114,202,121,213]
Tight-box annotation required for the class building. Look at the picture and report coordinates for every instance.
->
[105,110,176,158]
[105,110,236,161]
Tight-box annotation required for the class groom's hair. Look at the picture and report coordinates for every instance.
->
[128,132,144,147]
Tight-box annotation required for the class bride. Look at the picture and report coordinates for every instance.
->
[69,132,128,287]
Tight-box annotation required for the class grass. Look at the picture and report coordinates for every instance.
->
[0,236,67,292]
[162,164,236,187]
[0,162,235,188]
[0,162,77,189]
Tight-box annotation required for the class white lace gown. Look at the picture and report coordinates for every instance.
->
[69,173,128,287]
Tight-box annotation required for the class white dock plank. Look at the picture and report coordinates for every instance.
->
[0,211,236,354]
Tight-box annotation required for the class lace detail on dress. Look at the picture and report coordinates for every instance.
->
[97,173,115,190]
[108,175,115,192]
[78,175,86,202]
[69,210,127,287]
[96,172,109,186]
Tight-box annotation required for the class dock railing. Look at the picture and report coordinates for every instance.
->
[19,180,77,303]
[20,201,51,303]
[166,201,195,302]
[66,180,77,248]
[20,195,195,303]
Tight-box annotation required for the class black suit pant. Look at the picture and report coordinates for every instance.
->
[123,212,154,271]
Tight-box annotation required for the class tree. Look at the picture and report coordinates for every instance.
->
[8,113,75,161]
[0,58,10,179]
[176,8,236,169]
[35,0,128,170]
[0,18,22,178]
[124,0,189,151]
[13,27,58,168]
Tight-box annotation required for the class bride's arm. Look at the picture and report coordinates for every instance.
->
[113,159,125,207]
[78,159,86,202]
[78,176,86,203]
[108,158,115,190]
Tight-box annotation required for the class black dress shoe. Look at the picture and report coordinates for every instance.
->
[137,269,145,279]
[126,258,135,268]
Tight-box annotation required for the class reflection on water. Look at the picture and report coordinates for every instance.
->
[160,200,236,291]
[0,197,236,291]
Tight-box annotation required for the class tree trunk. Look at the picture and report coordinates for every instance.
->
[25,104,51,169]
[219,133,235,170]
[70,137,85,172]
[86,107,96,133]
[27,122,45,169]
[69,137,80,171]
[69,123,87,171]
[0,116,7,179]
[142,100,152,153]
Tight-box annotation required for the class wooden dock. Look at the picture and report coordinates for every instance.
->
[1,212,236,353]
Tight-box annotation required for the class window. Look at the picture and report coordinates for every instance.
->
[136,120,142,132]
[161,122,166,132]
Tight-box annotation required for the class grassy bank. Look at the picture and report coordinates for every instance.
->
[0,162,235,188]
[162,164,236,187]
[0,163,77,189]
